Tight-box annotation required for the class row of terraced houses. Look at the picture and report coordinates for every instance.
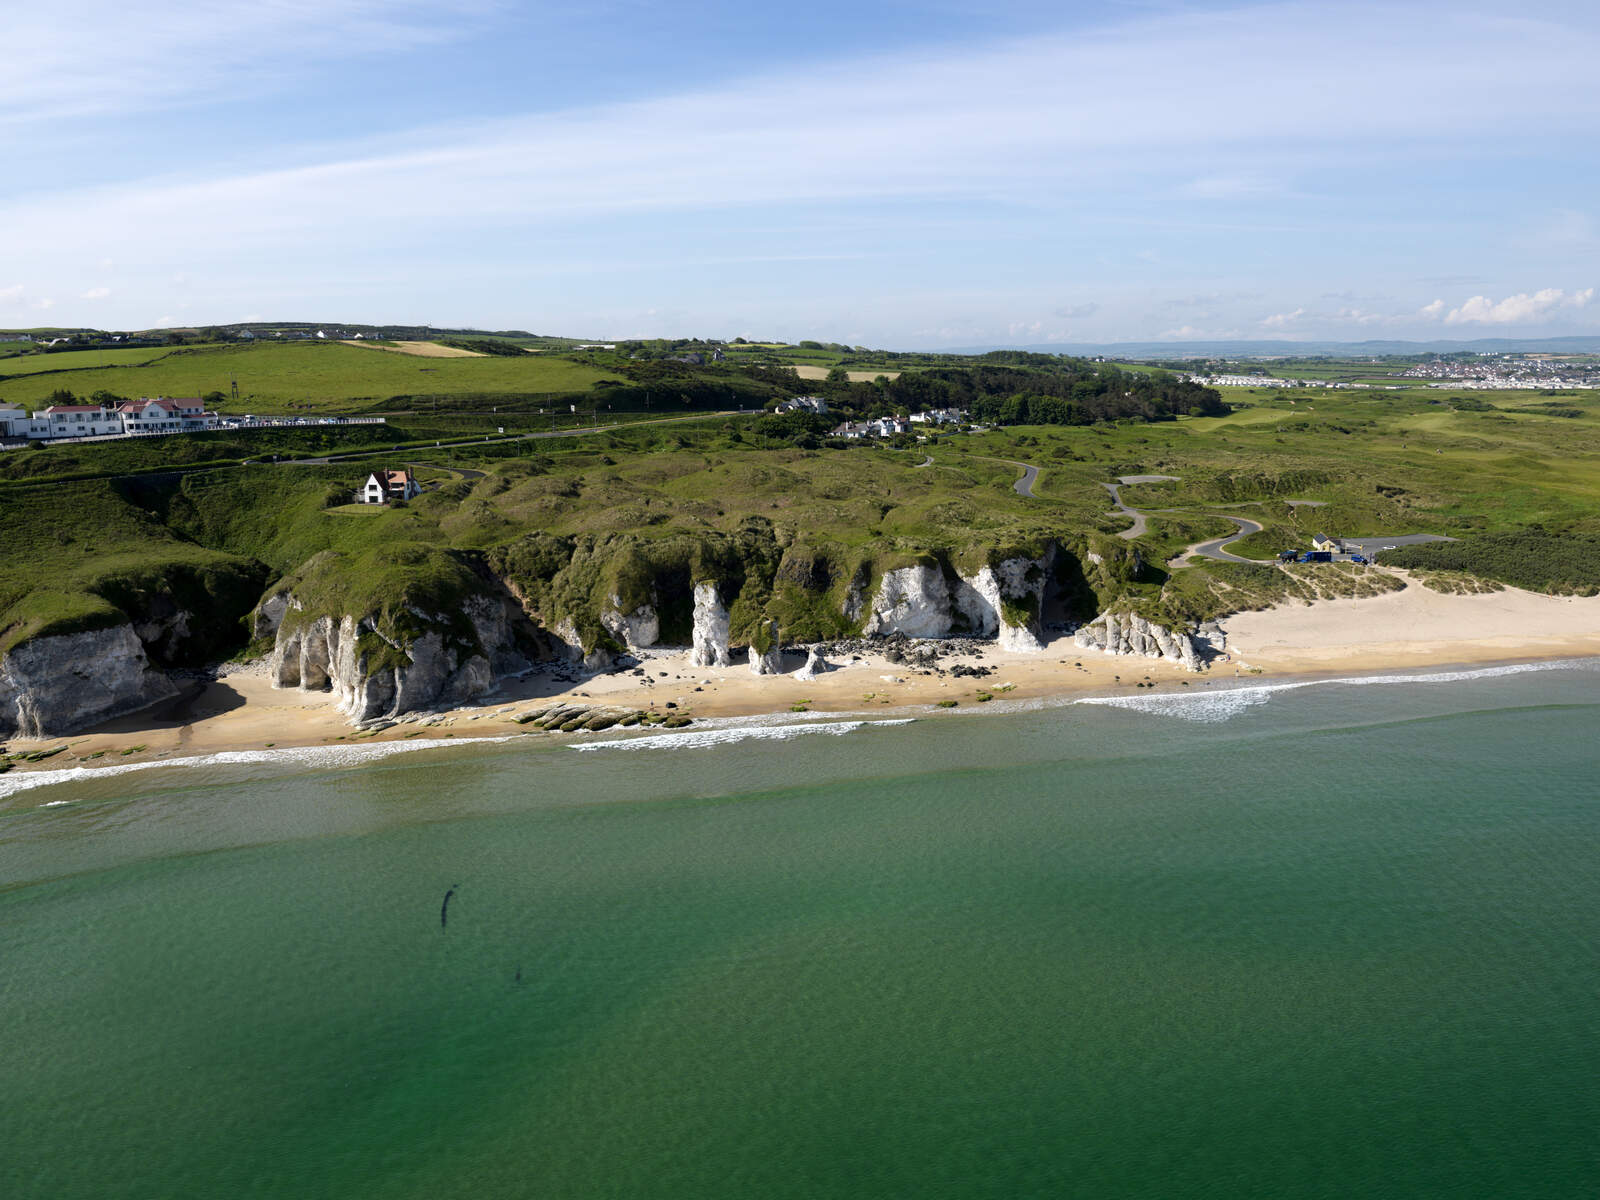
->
[0,397,219,443]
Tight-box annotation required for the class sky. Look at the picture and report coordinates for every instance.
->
[4,0,1600,348]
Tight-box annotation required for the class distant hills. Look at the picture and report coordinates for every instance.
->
[940,336,1600,358]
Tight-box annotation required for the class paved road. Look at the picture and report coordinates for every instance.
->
[1186,516,1265,563]
[974,456,1041,498]
[411,463,486,481]
[1100,482,1147,539]
[282,411,738,467]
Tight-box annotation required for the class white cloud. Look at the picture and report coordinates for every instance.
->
[0,283,24,305]
[1261,307,1305,328]
[33,297,55,310]
[81,286,111,300]
[7,4,1600,258]
[1182,173,1284,200]
[1444,287,1594,324]
[1419,299,1446,319]
[1331,306,1386,326]
[2,1,496,125]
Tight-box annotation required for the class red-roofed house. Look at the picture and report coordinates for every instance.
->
[117,397,215,434]
[358,469,421,504]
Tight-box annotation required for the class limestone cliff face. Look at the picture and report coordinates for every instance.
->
[267,589,540,724]
[602,592,659,650]
[690,581,733,667]
[794,645,832,680]
[1073,611,1203,671]
[863,565,952,638]
[748,619,785,675]
[0,624,178,738]
[862,552,1054,651]
[551,618,617,674]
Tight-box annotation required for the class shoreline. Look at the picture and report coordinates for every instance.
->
[5,582,1599,790]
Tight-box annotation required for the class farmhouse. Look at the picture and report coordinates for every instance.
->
[358,469,421,505]
[1311,533,1343,553]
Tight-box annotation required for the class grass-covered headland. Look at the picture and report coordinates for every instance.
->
[2,344,1597,676]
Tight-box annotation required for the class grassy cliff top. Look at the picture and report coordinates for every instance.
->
[3,383,1597,657]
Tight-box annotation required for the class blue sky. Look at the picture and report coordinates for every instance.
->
[5,0,1600,347]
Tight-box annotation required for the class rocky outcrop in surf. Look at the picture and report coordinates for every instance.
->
[1073,611,1204,671]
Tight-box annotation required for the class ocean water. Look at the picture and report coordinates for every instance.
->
[2,661,1597,1199]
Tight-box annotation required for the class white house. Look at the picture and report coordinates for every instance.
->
[777,395,829,415]
[117,397,216,434]
[0,403,44,438]
[909,407,966,426]
[39,404,125,438]
[358,469,421,504]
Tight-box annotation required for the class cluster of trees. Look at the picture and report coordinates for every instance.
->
[805,360,1225,426]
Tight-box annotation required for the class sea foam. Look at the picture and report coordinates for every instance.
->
[571,718,915,753]
[0,735,526,804]
[1075,657,1595,723]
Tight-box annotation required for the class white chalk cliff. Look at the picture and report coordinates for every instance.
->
[862,553,1053,651]
[1073,611,1203,671]
[748,619,785,675]
[690,581,733,667]
[602,592,659,649]
[268,593,536,724]
[0,624,178,738]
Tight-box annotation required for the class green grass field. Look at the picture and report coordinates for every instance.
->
[0,346,183,381]
[0,341,620,414]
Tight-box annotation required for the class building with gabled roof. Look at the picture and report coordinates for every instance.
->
[358,468,421,504]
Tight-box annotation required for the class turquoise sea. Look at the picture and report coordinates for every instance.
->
[3,661,1598,1199]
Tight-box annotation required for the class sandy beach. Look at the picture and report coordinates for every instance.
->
[6,576,1599,783]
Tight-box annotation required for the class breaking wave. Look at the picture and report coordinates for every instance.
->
[1,735,525,804]
[1075,658,1594,723]
[572,718,916,752]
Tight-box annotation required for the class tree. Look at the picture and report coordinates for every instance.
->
[825,366,849,385]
